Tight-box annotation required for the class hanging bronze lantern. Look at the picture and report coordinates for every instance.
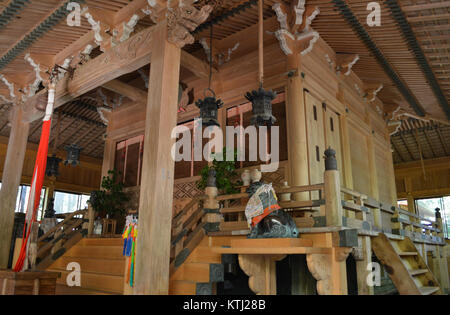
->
[245,87,277,126]
[45,154,62,177]
[64,144,82,166]
[195,89,223,127]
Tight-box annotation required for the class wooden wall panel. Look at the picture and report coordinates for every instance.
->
[305,91,325,199]
[348,124,371,196]
[324,108,344,185]
[375,146,392,204]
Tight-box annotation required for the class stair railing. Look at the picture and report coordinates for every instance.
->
[170,196,207,275]
[36,209,88,270]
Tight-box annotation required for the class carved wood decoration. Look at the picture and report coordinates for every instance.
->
[306,253,331,295]
[238,254,286,295]
[364,83,383,103]
[272,0,320,56]
[335,53,359,76]
[306,248,351,295]
[167,0,213,48]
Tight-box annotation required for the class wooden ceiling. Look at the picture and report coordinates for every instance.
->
[0,0,448,162]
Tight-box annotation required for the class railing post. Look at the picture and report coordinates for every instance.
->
[435,208,444,239]
[87,202,95,237]
[324,148,343,227]
[204,168,221,233]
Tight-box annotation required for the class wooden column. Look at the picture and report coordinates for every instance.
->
[0,107,30,268]
[356,236,374,295]
[101,137,116,181]
[285,54,309,200]
[134,21,181,295]
[367,135,382,229]
[324,148,343,227]
[339,113,355,219]
[101,112,115,182]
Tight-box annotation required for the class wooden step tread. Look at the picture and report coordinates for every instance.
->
[55,284,118,295]
[419,286,439,295]
[409,269,428,276]
[48,267,125,278]
[48,269,124,294]
[398,252,418,256]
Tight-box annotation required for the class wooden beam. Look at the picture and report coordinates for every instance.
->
[180,50,217,81]
[20,26,213,123]
[134,21,181,295]
[0,107,30,268]
[102,80,147,103]
[68,25,156,99]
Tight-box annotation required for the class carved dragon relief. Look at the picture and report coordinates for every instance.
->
[167,0,213,48]
[272,0,320,56]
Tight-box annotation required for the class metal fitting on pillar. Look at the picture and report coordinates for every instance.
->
[324,147,337,171]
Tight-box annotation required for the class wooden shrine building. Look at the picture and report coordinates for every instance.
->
[0,0,449,295]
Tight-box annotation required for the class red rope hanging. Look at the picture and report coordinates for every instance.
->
[14,84,55,272]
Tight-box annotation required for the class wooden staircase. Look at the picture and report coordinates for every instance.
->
[47,238,125,295]
[36,210,88,270]
[169,235,236,295]
[371,233,442,295]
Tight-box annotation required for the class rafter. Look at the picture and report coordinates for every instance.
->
[390,139,405,163]
[398,133,415,161]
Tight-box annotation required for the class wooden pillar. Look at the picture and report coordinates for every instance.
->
[405,177,415,213]
[285,54,309,200]
[367,135,382,229]
[339,113,355,219]
[134,21,181,295]
[101,115,115,183]
[324,148,343,227]
[0,107,30,268]
[356,236,374,295]
[386,143,398,206]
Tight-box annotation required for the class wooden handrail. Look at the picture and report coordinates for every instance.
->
[38,209,87,242]
[172,196,205,227]
[276,183,324,194]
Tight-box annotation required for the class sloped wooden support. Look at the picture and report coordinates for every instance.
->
[336,53,359,76]
[238,254,286,295]
[272,0,320,56]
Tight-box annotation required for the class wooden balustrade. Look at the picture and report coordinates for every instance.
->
[35,209,88,270]
[169,196,206,275]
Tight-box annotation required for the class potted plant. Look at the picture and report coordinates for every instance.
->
[197,148,241,195]
[89,169,130,233]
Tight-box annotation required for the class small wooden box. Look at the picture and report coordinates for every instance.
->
[0,270,61,295]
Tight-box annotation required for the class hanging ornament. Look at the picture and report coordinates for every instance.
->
[64,144,82,166]
[245,87,277,126]
[195,23,223,127]
[45,154,62,177]
[245,0,277,127]
[195,89,223,127]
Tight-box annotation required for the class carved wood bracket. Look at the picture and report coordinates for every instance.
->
[272,0,320,56]
[238,254,286,295]
[306,247,351,295]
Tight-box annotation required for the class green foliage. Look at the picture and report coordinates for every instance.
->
[197,148,241,194]
[89,169,130,218]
